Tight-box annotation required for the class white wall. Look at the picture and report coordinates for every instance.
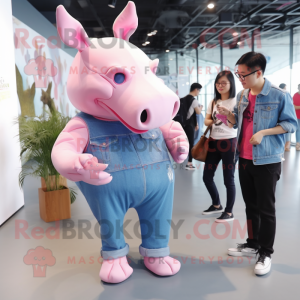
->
[0,0,24,226]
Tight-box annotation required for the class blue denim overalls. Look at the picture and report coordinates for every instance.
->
[75,112,175,259]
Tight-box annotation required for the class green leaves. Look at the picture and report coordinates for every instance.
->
[69,187,77,204]
[18,111,77,203]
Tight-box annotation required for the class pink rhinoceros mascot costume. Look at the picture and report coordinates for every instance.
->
[51,1,189,284]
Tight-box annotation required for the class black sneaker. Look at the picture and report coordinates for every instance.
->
[185,165,196,170]
[215,212,234,222]
[228,243,258,257]
[202,204,223,215]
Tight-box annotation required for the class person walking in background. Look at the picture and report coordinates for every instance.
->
[182,83,203,170]
[279,83,286,90]
[292,84,300,151]
[202,71,237,222]
[217,52,297,276]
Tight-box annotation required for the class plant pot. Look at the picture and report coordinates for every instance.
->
[41,175,68,189]
[38,187,71,223]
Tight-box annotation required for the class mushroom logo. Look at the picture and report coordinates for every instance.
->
[23,246,56,277]
[24,56,57,88]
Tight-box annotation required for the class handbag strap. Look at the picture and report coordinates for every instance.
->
[203,124,211,136]
[202,100,215,137]
[211,99,215,118]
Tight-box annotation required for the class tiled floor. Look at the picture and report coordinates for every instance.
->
[1,149,300,300]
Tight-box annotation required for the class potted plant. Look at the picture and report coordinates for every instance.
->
[17,110,77,222]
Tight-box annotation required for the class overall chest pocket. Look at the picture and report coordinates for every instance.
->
[132,128,169,165]
[89,136,119,164]
[139,128,163,152]
[260,105,278,119]
[88,135,143,172]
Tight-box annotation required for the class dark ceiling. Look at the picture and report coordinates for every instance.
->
[28,0,300,53]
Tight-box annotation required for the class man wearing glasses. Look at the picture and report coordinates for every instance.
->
[217,52,297,276]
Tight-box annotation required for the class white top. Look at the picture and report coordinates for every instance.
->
[206,98,237,140]
[187,99,199,119]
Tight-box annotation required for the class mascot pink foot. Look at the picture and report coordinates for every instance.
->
[144,256,181,276]
[100,256,133,284]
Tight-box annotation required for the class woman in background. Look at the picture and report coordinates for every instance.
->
[202,71,237,222]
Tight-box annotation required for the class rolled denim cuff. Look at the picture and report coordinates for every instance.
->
[278,121,295,133]
[101,243,129,260]
[139,245,170,257]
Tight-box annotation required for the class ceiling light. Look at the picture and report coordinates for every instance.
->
[153,30,157,33]
[207,3,214,9]
[237,41,241,45]
[145,41,150,44]
[166,49,170,52]
[108,0,117,8]
[233,32,238,36]
[151,31,156,35]
[148,33,153,36]
[142,43,147,46]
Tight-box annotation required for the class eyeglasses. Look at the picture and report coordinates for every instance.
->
[215,82,230,87]
[234,69,262,81]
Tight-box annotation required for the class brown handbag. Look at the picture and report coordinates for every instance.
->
[191,101,215,162]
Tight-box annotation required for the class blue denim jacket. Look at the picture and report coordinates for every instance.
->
[233,78,298,165]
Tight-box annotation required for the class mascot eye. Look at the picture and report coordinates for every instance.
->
[114,73,125,84]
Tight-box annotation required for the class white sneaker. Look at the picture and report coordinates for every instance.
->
[228,243,257,257]
[254,253,272,275]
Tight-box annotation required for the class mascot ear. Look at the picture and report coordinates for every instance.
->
[56,5,91,51]
[150,59,159,74]
[113,1,138,41]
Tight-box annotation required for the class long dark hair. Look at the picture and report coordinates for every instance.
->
[214,70,236,102]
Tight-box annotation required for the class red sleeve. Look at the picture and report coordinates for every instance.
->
[293,93,300,105]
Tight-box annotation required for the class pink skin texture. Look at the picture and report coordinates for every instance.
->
[51,2,187,283]
[24,56,57,88]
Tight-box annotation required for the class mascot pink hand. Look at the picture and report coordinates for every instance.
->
[75,155,112,186]
[160,120,189,163]
[51,118,112,186]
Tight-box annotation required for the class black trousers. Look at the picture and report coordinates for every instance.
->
[239,157,281,256]
[203,138,237,213]
[183,124,195,163]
